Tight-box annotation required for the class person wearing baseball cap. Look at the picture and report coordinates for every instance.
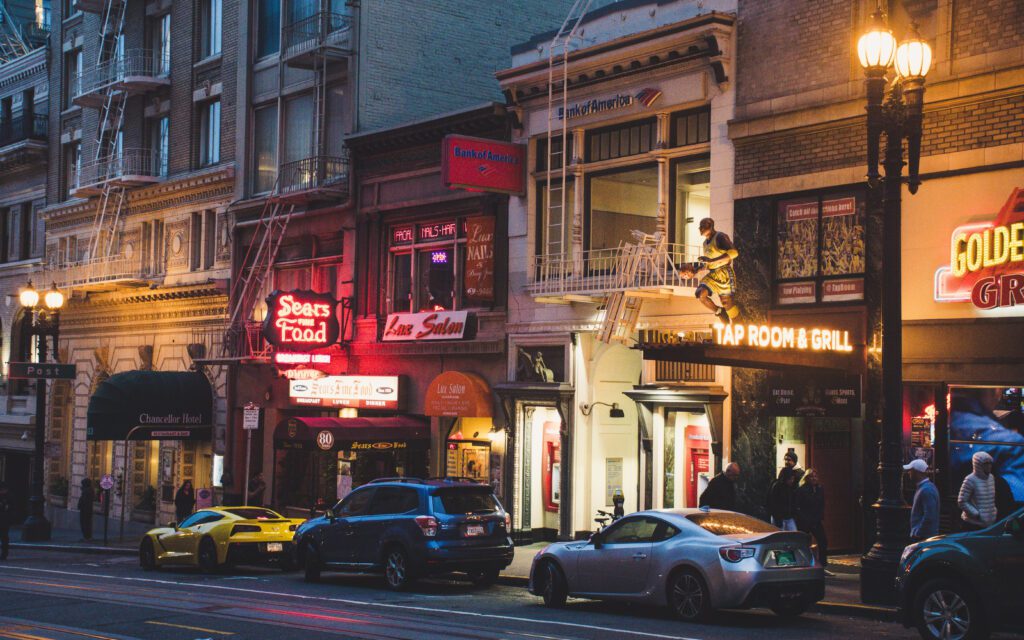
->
[904,459,939,541]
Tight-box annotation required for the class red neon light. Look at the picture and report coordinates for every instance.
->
[262,290,339,351]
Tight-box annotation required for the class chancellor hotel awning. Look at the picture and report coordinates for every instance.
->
[87,371,214,441]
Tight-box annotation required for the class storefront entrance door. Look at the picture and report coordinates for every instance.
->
[513,404,562,543]
[808,422,853,551]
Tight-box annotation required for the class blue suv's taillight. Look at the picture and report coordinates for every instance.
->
[415,515,438,537]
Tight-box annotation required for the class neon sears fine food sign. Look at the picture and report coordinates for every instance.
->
[262,290,340,351]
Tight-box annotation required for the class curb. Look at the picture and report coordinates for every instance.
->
[498,575,896,622]
[9,542,137,556]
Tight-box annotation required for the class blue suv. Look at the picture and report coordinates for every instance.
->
[293,478,514,590]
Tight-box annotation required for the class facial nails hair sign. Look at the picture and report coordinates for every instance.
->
[262,290,340,352]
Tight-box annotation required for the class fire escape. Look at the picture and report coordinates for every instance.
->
[51,0,169,290]
[533,0,699,343]
[224,3,353,360]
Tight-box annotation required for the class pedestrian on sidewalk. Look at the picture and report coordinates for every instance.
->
[958,451,997,531]
[699,462,740,511]
[795,468,828,570]
[905,459,939,541]
[248,473,266,507]
[767,467,798,531]
[174,480,195,523]
[783,449,805,484]
[77,478,94,541]
[0,481,11,560]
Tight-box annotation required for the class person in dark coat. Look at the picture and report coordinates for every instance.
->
[0,481,11,560]
[993,472,1016,521]
[248,473,266,507]
[795,468,828,570]
[767,467,797,530]
[77,478,94,541]
[174,480,195,523]
[699,463,741,511]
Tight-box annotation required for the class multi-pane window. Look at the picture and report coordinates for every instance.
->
[253,104,278,193]
[198,100,221,166]
[672,107,711,147]
[283,94,314,164]
[586,119,655,163]
[587,165,658,252]
[190,210,219,271]
[257,0,281,58]
[148,116,169,178]
[63,141,81,199]
[775,190,866,305]
[536,135,574,172]
[388,218,494,313]
[201,0,222,58]
[141,220,166,275]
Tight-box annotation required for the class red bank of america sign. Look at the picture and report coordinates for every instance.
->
[262,290,340,351]
[442,135,526,196]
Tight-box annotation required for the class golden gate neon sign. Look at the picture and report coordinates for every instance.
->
[714,323,854,353]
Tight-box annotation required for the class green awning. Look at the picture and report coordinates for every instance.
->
[87,370,213,441]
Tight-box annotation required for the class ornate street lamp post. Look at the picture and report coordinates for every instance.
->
[19,281,65,542]
[856,11,932,603]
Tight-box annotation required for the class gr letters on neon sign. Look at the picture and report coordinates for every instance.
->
[262,290,340,351]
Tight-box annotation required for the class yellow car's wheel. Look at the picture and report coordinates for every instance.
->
[139,538,157,571]
[198,537,219,574]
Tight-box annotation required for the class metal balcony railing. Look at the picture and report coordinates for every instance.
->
[46,254,147,289]
[73,148,161,190]
[21,10,51,47]
[283,11,353,57]
[0,114,47,147]
[278,155,350,196]
[526,243,701,298]
[75,50,170,98]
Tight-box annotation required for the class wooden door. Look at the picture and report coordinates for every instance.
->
[808,424,853,551]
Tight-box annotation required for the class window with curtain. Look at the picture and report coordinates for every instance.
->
[257,0,280,58]
[283,94,314,164]
[253,104,278,193]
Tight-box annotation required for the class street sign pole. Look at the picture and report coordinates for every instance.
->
[242,404,260,506]
[99,474,113,546]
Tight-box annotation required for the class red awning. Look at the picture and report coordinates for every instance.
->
[273,415,430,452]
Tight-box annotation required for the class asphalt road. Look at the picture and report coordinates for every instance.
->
[0,549,925,640]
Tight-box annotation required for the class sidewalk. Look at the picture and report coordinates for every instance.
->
[498,544,897,621]
[7,523,139,556]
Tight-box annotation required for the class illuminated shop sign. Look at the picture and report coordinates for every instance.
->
[935,188,1024,311]
[382,310,470,341]
[442,135,527,195]
[274,352,332,366]
[289,375,402,409]
[262,290,340,351]
[713,323,854,353]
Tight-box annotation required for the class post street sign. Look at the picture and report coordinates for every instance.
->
[9,362,77,380]
[243,404,261,431]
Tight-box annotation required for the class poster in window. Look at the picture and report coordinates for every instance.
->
[776,199,818,279]
[820,194,865,276]
[464,216,495,302]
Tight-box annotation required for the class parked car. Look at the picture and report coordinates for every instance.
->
[139,507,304,573]
[294,478,514,590]
[897,506,1024,640]
[529,508,824,621]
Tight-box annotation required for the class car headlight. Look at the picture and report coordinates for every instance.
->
[899,543,919,568]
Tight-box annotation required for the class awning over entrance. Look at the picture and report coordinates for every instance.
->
[424,371,493,417]
[273,416,430,452]
[87,371,213,441]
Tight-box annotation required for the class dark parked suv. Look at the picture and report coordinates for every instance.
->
[897,506,1024,640]
[293,478,514,590]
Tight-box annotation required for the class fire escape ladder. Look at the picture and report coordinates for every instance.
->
[544,0,592,265]
[597,232,666,344]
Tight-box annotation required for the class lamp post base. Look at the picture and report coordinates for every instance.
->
[21,496,51,542]
[860,501,910,604]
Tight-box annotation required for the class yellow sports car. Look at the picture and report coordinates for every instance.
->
[139,506,305,573]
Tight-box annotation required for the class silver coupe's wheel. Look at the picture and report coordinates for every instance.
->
[669,570,711,622]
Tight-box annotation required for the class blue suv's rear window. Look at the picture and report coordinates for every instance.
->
[431,488,499,515]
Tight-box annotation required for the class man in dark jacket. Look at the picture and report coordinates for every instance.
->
[78,478,94,541]
[0,481,11,560]
[795,468,828,569]
[699,463,740,510]
[768,467,798,530]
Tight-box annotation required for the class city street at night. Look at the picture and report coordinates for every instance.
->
[0,549,920,640]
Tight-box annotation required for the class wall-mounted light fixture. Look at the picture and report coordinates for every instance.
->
[580,402,625,418]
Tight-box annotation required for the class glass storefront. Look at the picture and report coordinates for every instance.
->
[653,409,713,509]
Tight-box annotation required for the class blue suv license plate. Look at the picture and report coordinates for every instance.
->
[464,524,485,537]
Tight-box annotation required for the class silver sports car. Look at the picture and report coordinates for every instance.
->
[528,508,824,621]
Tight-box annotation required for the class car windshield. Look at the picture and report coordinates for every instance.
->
[432,488,499,515]
[225,508,282,520]
[686,512,777,536]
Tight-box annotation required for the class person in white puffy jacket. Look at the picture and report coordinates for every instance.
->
[958,451,997,530]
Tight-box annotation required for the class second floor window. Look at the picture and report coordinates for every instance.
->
[198,100,221,166]
[148,116,169,177]
[257,0,280,58]
[150,13,171,75]
[63,49,82,109]
[201,0,222,58]
[252,103,278,193]
[63,141,81,199]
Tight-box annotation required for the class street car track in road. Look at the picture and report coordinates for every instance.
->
[1,566,703,640]
[0,619,126,640]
